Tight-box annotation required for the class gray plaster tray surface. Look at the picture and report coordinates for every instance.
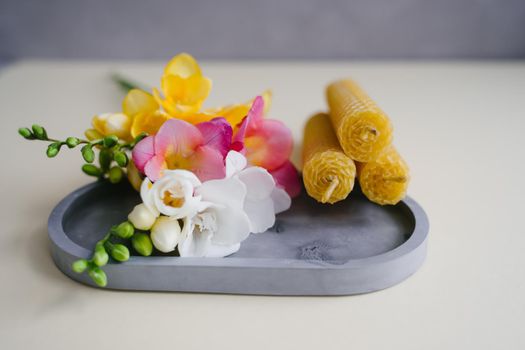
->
[49,181,429,295]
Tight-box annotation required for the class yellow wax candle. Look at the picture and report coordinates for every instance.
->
[326,79,393,162]
[302,113,356,204]
[356,146,409,205]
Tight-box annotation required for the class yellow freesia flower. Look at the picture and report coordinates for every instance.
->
[123,89,171,138]
[153,53,212,120]
[86,89,166,141]
[86,54,273,142]
[202,89,273,126]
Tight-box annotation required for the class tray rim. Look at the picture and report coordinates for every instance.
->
[48,181,429,271]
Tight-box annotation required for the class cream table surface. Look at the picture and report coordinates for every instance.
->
[0,60,524,349]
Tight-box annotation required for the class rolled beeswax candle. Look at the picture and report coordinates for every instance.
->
[326,79,393,162]
[356,146,409,205]
[302,113,356,204]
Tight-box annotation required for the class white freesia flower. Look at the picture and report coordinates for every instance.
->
[128,203,158,230]
[178,176,251,257]
[140,169,202,219]
[150,216,182,253]
[131,152,291,258]
[225,151,291,232]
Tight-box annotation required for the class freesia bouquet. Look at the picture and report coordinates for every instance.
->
[19,53,300,287]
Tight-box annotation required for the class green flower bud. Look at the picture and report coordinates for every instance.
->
[132,233,153,256]
[133,132,148,144]
[82,164,102,177]
[31,124,47,140]
[99,149,112,170]
[65,137,80,148]
[18,127,34,139]
[113,151,128,167]
[93,246,109,267]
[112,221,134,239]
[109,244,130,262]
[81,145,95,163]
[108,166,123,184]
[103,135,119,148]
[46,142,61,158]
[88,266,108,287]
[72,259,89,273]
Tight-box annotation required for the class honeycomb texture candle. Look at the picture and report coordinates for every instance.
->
[302,113,356,204]
[326,79,393,162]
[357,146,409,205]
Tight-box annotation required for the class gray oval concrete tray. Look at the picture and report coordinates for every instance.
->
[48,181,429,295]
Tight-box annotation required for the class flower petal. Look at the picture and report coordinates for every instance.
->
[140,178,160,217]
[178,217,213,257]
[92,114,108,135]
[269,160,302,198]
[214,104,250,127]
[261,90,272,116]
[245,119,293,170]
[132,135,155,172]
[155,84,203,118]
[122,89,158,117]
[243,197,275,233]
[189,146,226,182]
[162,169,202,188]
[144,154,166,182]
[231,115,249,153]
[237,167,275,200]
[84,128,103,141]
[203,90,272,129]
[213,204,252,245]
[196,117,232,158]
[92,113,131,139]
[173,112,216,125]
[271,187,291,214]
[105,113,132,139]
[231,96,264,151]
[248,95,264,126]
[184,75,212,104]
[225,150,247,178]
[197,177,251,245]
[154,119,203,157]
[131,111,170,138]
[160,75,186,104]
[164,53,202,78]
[196,175,246,211]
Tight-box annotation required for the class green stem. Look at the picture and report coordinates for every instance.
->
[111,73,149,93]
[34,136,89,145]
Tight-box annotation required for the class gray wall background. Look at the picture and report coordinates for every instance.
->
[1,0,524,61]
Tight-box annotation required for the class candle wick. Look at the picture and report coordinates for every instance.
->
[322,177,339,203]
[359,127,378,141]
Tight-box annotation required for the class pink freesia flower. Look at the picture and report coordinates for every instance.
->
[233,96,301,197]
[133,118,231,182]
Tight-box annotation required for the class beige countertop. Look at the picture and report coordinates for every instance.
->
[1,60,524,349]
